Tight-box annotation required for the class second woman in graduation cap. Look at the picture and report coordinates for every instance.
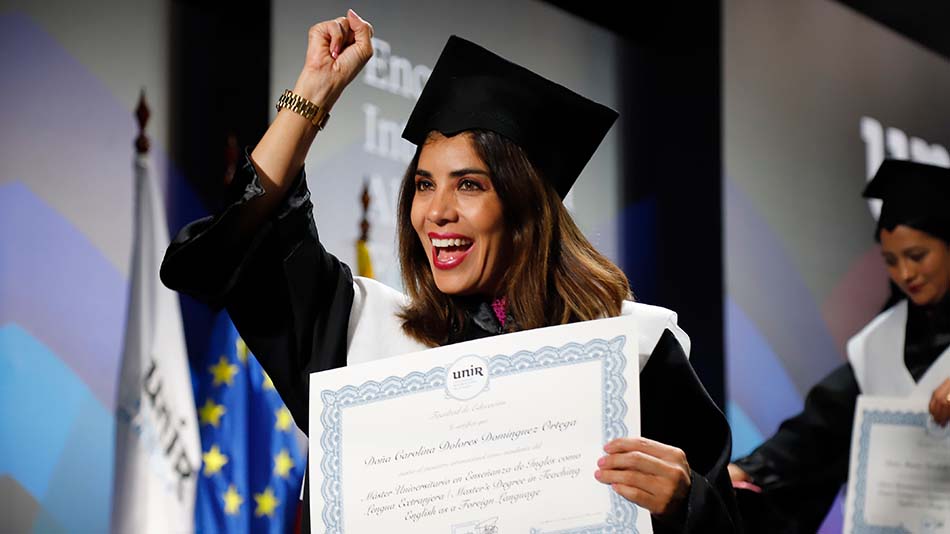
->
[161,10,741,533]
[730,160,950,533]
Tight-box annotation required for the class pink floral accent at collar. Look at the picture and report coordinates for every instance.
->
[491,296,508,328]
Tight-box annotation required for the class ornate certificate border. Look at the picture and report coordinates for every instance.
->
[850,410,928,534]
[317,335,640,533]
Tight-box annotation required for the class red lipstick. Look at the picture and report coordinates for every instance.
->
[428,232,474,270]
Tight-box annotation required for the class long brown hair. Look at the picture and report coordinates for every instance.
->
[397,130,631,346]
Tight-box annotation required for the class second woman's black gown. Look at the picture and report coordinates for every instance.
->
[733,294,950,533]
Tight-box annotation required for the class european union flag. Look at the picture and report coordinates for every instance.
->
[194,311,305,533]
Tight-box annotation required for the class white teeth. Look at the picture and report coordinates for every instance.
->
[432,238,473,247]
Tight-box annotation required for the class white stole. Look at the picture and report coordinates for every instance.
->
[847,300,950,397]
[343,276,690,371]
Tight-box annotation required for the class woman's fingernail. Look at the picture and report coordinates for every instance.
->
[597,457,605,467]
[594,470,602,480]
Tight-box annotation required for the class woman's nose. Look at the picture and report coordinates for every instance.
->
[899,260,916,283]
[427,189,458,224]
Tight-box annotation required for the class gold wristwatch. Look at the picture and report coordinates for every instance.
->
[276,89,331,130]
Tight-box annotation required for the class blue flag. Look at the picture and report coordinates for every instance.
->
[194,311,305,533]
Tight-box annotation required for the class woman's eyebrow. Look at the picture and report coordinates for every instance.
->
[449,168,490,178]
[415,168,490,178]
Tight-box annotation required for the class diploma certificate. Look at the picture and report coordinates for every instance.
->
[309,315,652,533]
[844,396,950,534]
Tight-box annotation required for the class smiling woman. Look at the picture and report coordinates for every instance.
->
[398,129,629,346]
[409,132,507,296]
[880,225,950,307]
[160,10,740,533]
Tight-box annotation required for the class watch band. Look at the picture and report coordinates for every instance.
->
[276,89,331,130]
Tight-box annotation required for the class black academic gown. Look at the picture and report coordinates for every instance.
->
[161,154,742,533]
[733,297,950,533]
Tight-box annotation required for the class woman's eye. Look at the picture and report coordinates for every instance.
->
[883,255,897,267]
[415,179,433,192]
[459,179,483,191]
[909,251,928,263]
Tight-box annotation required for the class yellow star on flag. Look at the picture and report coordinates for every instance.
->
[199,398,227,427]
[202,444,229,476]
[209,355,239,387]
[275,406,293,432]
[223,484,244,515]
[254,486,280,518]
[262,371,275,391]
[274,448,295,479]
[236,337,248,364]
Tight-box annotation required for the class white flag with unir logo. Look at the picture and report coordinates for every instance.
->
[111,152,200,534]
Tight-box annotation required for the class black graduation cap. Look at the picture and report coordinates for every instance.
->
[402,35,618,199]
[863,159,950,231]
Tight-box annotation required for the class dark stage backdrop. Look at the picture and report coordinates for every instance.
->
[724,0,950,531]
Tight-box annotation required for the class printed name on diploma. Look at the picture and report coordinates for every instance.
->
[364,418,579,466]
